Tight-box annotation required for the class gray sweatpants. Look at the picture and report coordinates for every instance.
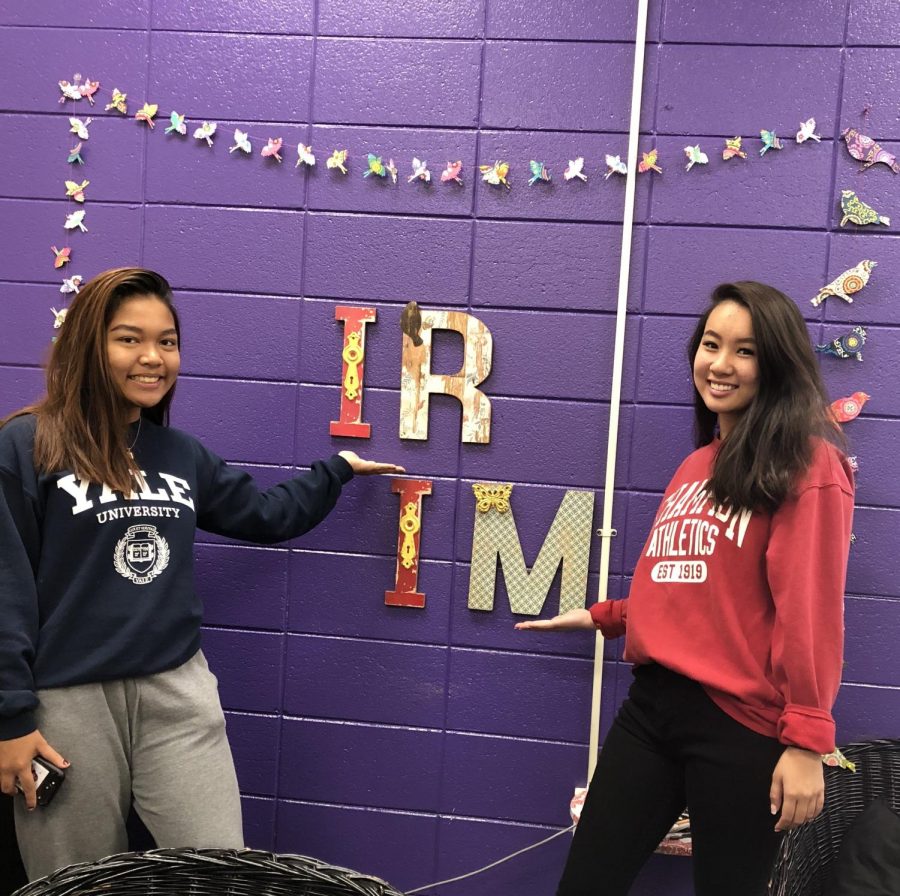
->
[15,650,244,881]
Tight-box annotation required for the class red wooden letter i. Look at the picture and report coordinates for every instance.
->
[385,478,432,608]
[330,305,376,438]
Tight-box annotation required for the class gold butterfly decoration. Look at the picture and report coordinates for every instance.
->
[472,483,513,514]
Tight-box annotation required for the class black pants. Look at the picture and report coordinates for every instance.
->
[558,664,786,896]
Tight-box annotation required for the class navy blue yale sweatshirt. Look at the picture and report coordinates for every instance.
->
[0,414,353,740]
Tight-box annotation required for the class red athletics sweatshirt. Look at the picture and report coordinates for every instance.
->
[591,438,854,754]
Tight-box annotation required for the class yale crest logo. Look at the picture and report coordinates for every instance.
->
[113,524,170,585]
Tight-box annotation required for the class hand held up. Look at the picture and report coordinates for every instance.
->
[514,608,595,632]
[338,450,406,476]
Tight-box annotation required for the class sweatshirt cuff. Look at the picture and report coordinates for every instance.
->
[777,704,836,754]
[0,711,37,741]
[589,599,627,639]
[329,454,354,484]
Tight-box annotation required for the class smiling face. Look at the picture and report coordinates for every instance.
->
[106,295,180,422]
[692,300,759,439]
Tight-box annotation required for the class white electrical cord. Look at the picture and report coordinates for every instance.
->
[405,824,577,894]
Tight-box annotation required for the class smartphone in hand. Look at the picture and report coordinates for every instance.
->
[16,757,66,807]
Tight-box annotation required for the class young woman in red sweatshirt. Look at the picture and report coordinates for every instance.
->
[517,282,854,896]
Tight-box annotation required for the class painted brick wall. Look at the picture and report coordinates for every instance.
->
[1,1,898,894]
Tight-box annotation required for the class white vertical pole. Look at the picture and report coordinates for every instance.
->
[587,0,651,780]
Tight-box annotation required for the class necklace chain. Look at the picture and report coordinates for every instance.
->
[128,416,142,453]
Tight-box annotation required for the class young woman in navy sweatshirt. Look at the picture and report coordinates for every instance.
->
[517,282,854,896]
[0,268,404,881]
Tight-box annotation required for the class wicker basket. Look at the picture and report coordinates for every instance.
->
[12,847,408,896]
[769,738,900,896]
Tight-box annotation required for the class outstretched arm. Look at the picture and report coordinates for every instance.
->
[514,608,595,632]
[338,451,405,476]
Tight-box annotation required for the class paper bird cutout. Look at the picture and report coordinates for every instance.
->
[135,103,158,128]
[327,149,349,173]
[480,160,510,189]
[165,111,187,135]
[67,142,85,164]
[831,392,869,424]
[811,260,877,307]
[64,179,89,202]
[638,149,662,174]
[564,157,587,182]
[79,79,100,105]
[604,155,627,179]
[51,307,68,329]
[229,129,251,153]
[60,275,83,294]
[58,80,82,103]
[64,210,87,232]
[722,136,747,160]
[193,121,217,147]
[841,128,900,173]
[529,160,551,184]
[796,118,821,143]
[105,88,128,115]
[51,246,71,268]
[386,158,398,184]
[69,117,92,140]
[759,130,783,155]
[840,189,890,227]
[261,137,283,162]
[684,145,708,171]
[408,157,431,183]
[441,160,463,185]
[816,326,867,361]
[295,144,316,167]
[364,153,387,178]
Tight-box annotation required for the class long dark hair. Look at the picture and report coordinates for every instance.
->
[688,281,841,512]
[2,268,180,493]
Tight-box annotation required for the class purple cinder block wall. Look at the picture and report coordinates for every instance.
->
[1,1,898,893]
